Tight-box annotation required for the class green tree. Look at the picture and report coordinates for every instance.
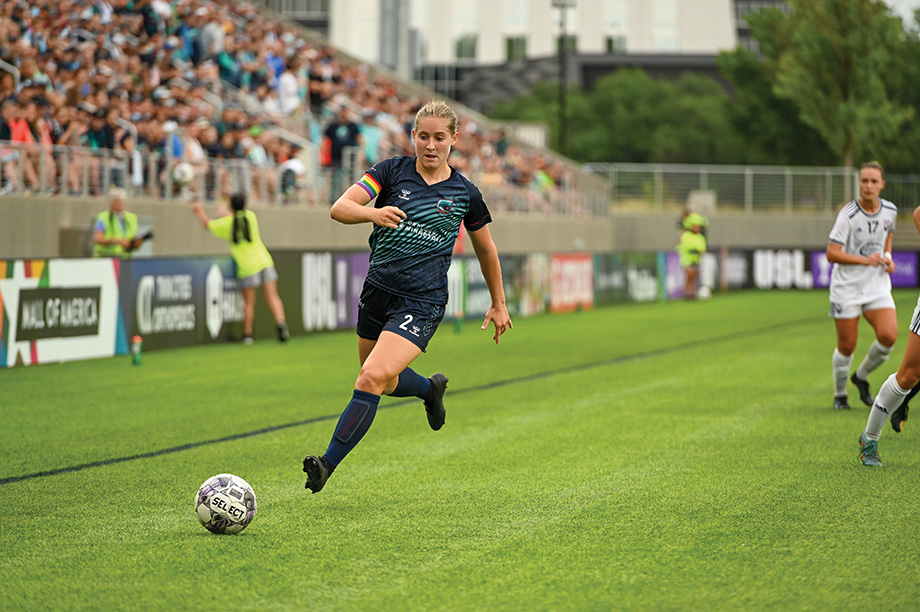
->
[748,0,913,166]
[566,68,674,163]
[717,47,837,166]
[877,9,920,172]
[491,68,748,164]
[645,73,746,164]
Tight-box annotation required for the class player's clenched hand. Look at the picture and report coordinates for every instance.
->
[482,304,513,344]
[373,206,406,229]
[882,254,895,274]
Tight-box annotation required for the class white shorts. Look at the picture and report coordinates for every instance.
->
[239,266,279,289]
[830,293,896,319]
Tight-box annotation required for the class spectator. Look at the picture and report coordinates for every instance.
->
[92,187,148,258]
[278,142,306,204]
[322,105,362,201]
[25,97,59,192]
[83,108,116,192]
[216,36,242,87]
[241,128,276,201]
[7,99,48,193]
[359,110,384,166]
[278,56,302,117]
[0,101,39,194]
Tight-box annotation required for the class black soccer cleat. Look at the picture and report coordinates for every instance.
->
[424,373,449,431]
[303,454,334,493]
[834,395,851,410]
[891,402,909,433]
[277,322,290,342]
[851,373,874,407]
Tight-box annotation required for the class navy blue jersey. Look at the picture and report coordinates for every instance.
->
[355,156,492,304]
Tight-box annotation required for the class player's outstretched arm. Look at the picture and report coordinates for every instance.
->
[469,225,512,344]
[190,200,210,229]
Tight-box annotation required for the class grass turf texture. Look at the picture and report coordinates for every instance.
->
[4,290,920,611]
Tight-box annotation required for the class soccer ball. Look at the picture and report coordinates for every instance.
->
[697,285,712,300]
[194,473,257,534]
[173,162,195,186]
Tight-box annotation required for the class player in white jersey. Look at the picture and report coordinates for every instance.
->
[859,204,920,466]
[827,162,897,411]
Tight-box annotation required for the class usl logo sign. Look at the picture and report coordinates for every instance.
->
[753,249,813,290]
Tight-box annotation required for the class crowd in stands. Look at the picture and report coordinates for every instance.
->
[0,0,579,213]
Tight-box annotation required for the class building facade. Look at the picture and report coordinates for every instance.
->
[255,0,792,112]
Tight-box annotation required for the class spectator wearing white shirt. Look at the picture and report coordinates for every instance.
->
[278,56,303,117]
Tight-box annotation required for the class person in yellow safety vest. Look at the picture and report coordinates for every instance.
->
[677,219,707,299]
[92,188,142,258]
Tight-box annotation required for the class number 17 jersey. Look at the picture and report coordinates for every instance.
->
[827,198,897,304]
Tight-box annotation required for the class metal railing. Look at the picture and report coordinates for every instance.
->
[1,139,606,216]
[0,141,324,206]
[584,162,859,214]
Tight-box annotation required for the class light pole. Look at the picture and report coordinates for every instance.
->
[552,0,575,155]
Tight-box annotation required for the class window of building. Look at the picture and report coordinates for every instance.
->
[454,0,480,62]
[267,0,328,17]
[652,0,679,51]
[504,0,528,29]
[734,1,790,27]
[506,36,527,61]
[556,34,577,55]
[606,35,627,54]
[409,1,428,66]
[456,34,478,61]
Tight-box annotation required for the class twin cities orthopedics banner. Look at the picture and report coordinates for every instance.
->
[118,257,242,350]
[0,258,124,367]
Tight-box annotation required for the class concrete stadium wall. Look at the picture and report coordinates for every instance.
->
[3,195,920,259]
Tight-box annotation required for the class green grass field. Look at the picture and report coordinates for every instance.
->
[4,290,920,611]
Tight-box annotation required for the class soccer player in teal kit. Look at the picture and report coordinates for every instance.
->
[302,101,513,492]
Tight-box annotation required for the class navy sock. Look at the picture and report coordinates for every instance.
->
[324,390,380,466]
[389,367,431,399]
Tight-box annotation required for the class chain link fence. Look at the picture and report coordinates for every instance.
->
[584,162,920,216]
[584,163,861,214]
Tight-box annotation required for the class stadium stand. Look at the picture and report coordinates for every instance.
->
[0,0,604,216]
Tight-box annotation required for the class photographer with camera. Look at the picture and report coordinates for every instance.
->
[92,187,153,258]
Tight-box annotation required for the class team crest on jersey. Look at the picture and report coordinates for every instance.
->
[437,199,454,214]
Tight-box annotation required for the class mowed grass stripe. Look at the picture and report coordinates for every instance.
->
[0,310,820,485]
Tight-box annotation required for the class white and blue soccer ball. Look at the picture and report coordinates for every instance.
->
[173,162,195,186]
[194,473,257,534]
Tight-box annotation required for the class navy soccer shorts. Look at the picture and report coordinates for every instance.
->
[356,283,445,352]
